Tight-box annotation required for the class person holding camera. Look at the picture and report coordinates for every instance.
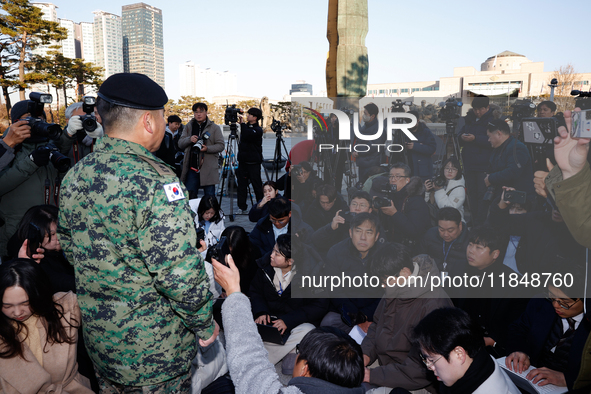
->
[178,102,224,199]
[459,95,495,225]
[484,119,535,211]
[63,101,104,167]
[0,98,75,258]
[377,163,431,252]
[236,108,264,214]
[352,103,386,184]
[424,156,466,222]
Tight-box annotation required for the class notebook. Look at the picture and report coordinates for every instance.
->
[496,357,568,394]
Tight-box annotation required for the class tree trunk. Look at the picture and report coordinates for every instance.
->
[55,86,60,124]
[18,32,27,101]
[62,85,67,108]
[2,85,12,116]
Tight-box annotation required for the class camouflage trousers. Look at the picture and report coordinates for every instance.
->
[95,370,191,394]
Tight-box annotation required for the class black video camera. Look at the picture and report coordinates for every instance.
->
[24,92,62,142]
[510,99,536,123]
[80,96,98,133]
[224,104,243,125]
[571,90,591,111]
[391,99,412,113]
[271,118,284,135]
[438,97,463,123]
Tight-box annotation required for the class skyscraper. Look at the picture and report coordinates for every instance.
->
[93,10,124,80]
[122,3,165,89]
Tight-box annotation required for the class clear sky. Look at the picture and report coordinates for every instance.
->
[51,0,591,102]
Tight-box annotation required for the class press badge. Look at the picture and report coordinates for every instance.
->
[163,182,186,202]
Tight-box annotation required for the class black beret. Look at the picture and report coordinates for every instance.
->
[10,100,32,123]
[98,73,168,110]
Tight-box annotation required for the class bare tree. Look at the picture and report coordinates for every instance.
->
[551,64,578,113]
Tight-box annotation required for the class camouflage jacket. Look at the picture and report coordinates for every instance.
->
[57,136,214,385]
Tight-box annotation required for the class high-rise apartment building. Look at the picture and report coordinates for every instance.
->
[59,19,77,59]
[179,61,237,100]
[31,2,58,58]
[78,22,95,63]
[122,3,164,89]
[93,10,123,80]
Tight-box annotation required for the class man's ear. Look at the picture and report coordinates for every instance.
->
[143,111,155,134]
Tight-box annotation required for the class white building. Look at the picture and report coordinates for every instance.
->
[93,10,123,80]
[31,2,58,58]
[58,19,76,59]
[179,61,237,100]
[78,22,95,63]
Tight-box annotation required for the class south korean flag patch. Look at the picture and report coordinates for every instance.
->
[163,182,186,202]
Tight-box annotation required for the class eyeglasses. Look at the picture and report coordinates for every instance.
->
[269,216,289,224]
[444,167,458,173]
[546,294,580,310]
[420,353,443,369]
[389,175,408,180]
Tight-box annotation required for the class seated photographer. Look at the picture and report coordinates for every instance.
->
[250,197,313,256]
[291,161,319,210]
[421,207,470,279]
[487,186,584,275]
[303,183,348,231]
[505,265,589,390]
[537,100,557,118]
[404,110,437,181]
[249,234,329,370]
[63,101,104,167]
[212,255,365,393]
[190,196,225,258]
[361,243,452,392]
[248,180,280,223]
[377,163,431,252]
[412,308,520,393]
[321,212,383,333]
[424,156,466,222]
[311,190,376,258]
[236,108,264,214]
[0,98,74,258]
[484,119,535,208]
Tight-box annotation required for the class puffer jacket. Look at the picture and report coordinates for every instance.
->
[361,255,453,390]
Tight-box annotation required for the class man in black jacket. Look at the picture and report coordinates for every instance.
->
[421,207,470,278]
[378,163,431,253]
[303,184,348,231]
[321,212,383,333]
[459,95,494,225]
[485,119,535,205]
[353,103,386,183]
[237,108,264,213]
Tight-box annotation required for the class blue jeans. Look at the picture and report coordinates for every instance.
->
[185,170,216,199]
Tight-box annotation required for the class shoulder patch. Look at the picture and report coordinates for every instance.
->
[140,156,175,177]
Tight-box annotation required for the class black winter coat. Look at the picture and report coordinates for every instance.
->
[488,203,585,274]
[238,122,263,164]
[384,177,431,249]
[407,123,437,180]
[487,136,535,202]
[249,253,329,333]
[303,194,348,231]
[460,108,495,171]
[420,223,470,278]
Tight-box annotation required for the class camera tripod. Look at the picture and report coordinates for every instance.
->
[435,120,462,169]
[265,123,291,182]
[218,124,253,222]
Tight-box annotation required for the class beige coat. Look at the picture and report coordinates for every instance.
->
[178,118,225,186]
[0,292,92,394]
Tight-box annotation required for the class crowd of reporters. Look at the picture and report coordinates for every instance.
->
[0,90,590,394]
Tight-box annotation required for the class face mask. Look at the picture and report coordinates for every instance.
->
[362,114,372,123]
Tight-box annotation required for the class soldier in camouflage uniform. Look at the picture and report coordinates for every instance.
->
[57,73,217,392]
